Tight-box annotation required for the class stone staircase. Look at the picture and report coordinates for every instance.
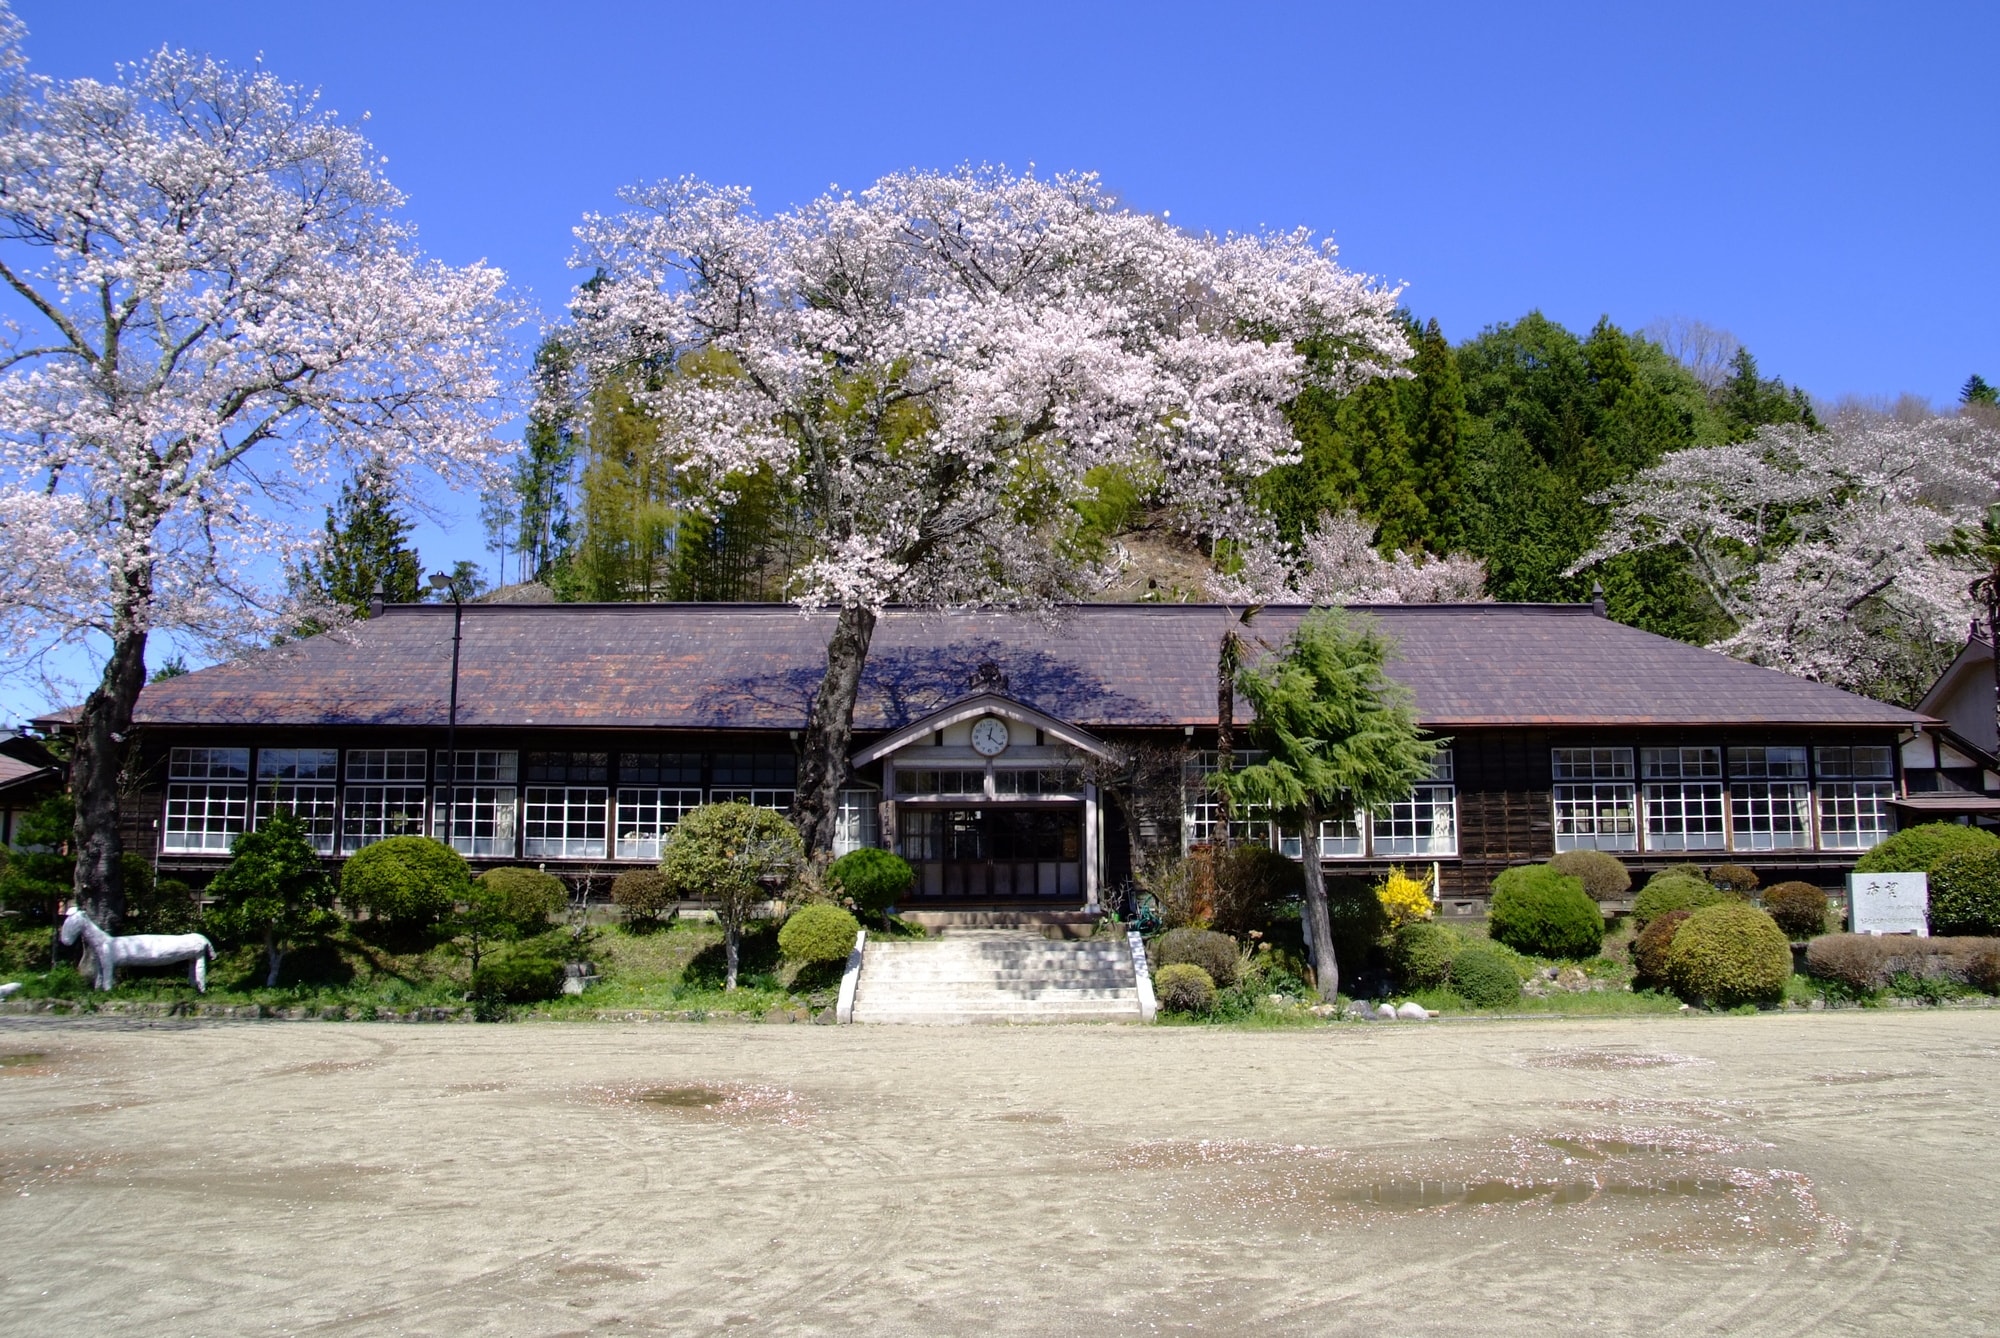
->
[850,929,1145,1025]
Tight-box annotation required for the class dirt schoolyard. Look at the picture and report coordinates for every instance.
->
[1,1013,1996,1336]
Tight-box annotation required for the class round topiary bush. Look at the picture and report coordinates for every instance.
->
[1854,822,2000,875]
[1390,919,1462,990]
[827,847,915,919]
[610,868,676,923]
[1448,944,1521,1007]
[1928,848,2000,937]
[1487,865,1605,959]
[1664,902,1792,1007]
[341,835,467,924]
[1154,962,1217,1014]
[1707,863,1760,895]
[1152,927,1242,988]
[1763,881,1829,939]
[474,867,568,930]
[778,903,862,964]
[1631,908,1692,988]
[470,941,566,1006]
[1632,874,1727,927]
[1547,850,1632,901]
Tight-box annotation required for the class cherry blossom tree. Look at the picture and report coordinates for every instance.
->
[1572,413,2000,701]
[1211,510,1489,605]
[0,12,518,925]
[570,167,1410,849]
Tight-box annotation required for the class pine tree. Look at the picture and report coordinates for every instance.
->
[1350,378,1427,553]
[1408,318,1464,551]
[515,337,580,586]
[1963,374,1997,406]
[1716,347,1810,440]
[295,457,421,626]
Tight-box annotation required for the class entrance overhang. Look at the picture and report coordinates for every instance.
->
[849,691,1120,769]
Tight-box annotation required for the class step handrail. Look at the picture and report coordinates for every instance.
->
[836,928,866,1024]
[1128,929,1157,1022]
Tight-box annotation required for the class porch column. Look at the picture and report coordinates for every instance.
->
[1084,782,1101,913]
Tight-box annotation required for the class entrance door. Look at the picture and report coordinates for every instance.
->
[900,806,1083,901]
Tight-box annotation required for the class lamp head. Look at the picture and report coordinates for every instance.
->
[427,572,451,591]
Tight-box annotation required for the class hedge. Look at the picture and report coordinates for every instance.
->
[474,867,568,930]
[1632,875,1727,927]
[1928,849,2000,937]
[1449,945,1522,1007]
[1853,822,2000,875]
[340,835,467,924]
[1762,881,1829,939]
[1487,864,1604,959]
[1806,934,2000,994]
[1631,908,1692,988]
[1664,902,1791,1007]
[828,848,914,917]
[1389,920,1461,990]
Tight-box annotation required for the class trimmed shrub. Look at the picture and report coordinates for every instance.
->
[1547,850,1632,901]
[610,868,676,923]
[1651,863,1709,885]
[341,835,467,924]
[1154,962,1217,1014]
[474,867,568,930]
[827,848,915,918]
[1854,822,2000,875]
[1213,844,1304,937]
[1449,945,1522,1007]
[1632,875,1727,927]
[1707,863,1760,895]
[470,940,566,1005]
[1664,902,1791,1007]
[1153,927,1242,988]
[1763,881,1829,939]
[1631,908,1692,988]
[1374,865,1434,928]
[1487,865,1605,959]
[778,903,861,964]
[1928,849,2000,937]
[1806,933,2000,993]
[1390,919,1461,990]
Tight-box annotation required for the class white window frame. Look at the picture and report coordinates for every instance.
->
[614,787,703,861]
[169,746,249,781]
[256,748,338,782]
[1551,747,1637,853]
[522,786,609,859]
[340,785,429,854]
[255,783,339,855]
[346,749,427,783]
[834,787,882,856]
[709,787,795,813]
[1641,746,1726,852]
[1815,781,1893,851]
[1728,746,1812,851]
[432,785,518,858]
[436,750,517,785]
[163,782,248,853]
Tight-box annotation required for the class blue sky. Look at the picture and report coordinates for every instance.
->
[5,0,1996,720]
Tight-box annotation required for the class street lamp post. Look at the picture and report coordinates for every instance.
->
[429,572,464,852]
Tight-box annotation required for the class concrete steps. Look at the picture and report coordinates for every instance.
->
[850,929,1143,1025]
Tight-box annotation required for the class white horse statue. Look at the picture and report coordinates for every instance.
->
[59,909,214,993]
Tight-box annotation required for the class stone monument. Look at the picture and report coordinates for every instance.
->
[1846,872,1928,936]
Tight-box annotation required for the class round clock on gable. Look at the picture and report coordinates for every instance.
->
[970,716,1011,756]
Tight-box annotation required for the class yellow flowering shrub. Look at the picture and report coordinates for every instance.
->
[1375,865,1433,927]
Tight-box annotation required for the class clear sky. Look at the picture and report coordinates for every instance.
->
[5,0,1996,719]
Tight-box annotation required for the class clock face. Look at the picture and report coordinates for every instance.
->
[970,717,1011,756]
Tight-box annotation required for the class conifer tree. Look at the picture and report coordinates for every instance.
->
[1962,374,1997,407]
[1717,347,1812,440]
[1408,318,1464,551]
[296,457,422,625]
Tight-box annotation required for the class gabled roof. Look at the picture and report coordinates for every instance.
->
[66,601,1928,735]
[850,691,1119,766]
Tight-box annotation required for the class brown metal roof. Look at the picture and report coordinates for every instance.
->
[86,602,1926,735]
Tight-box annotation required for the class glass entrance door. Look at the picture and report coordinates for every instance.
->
[899,806,1083,900]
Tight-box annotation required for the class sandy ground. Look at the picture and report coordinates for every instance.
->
[1,1013,1996,1337]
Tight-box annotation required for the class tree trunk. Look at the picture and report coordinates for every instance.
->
[1215,633,1236,851]
[265,930,285,989]
[723,921,740,991]
[71,625,149,930]
[1299,807,1339,1002]
[793,604,879,853]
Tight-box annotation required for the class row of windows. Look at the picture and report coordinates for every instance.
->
[161,778,880,860]
[1182,750,1460,859]
[1549,747,1892,854]
[166,748,798,789]
[896,767,1082,798]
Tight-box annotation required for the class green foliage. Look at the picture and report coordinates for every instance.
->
[294,456,422,629]
[610,868,675,923]
[1389,919,1461,990]
[0,792,73,912]
[1805,934,2000,995]
[207,810,340,987]
[1928,849,2000,937]
[1325,877,1392,976]
[125,865,201,934]
[1631,908,1692,988]
[1546,849,1632,900]
[660,803,804,990]
[778,903,860,964]
[1854,822,2000,875]
[1762,881,1829,939]
[1486,864,1605,959]
[1448,944,1522,1007]
[1632,874,1727,927]
[1211,843,1303,938]
[1153,962,1217,1015]
[827,847,914,916]
[1153,927,1242,989]
[1715,347,1815,441]
[340,835,467,925]
[1964,374,1998,407]
[1663,902,1791,1007]
[473,867,569,931]
[470,938,567,1010]
[1706,862,1759,894]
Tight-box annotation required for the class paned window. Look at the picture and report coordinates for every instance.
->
[1374,751,1457,857]
[900,769,987,797]
[255,784,338,854]
[524,752,608,784]
[431,785,517,857]
[708,788,795,812]
[1181,750,1266,847]
[614,788,702,861]
[992,768,1080,796]
[341,786,427,853]
[522,787,609,858]
[712,753,796,787]
[346,749,426,783]
[1319,813,1366,859]
[834,788,881,856]
[169,746,249,780]
[163,783,248,853]
[1641,746,1726,851]
[620,752,702,786]
[1816,782,1893,851]
[1551,747,1637,852]
[436,750,517,785]
[256,748,338,781]
[898,808,943,863]
[1814,745,1894,779]
[1728,746,1811,850]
